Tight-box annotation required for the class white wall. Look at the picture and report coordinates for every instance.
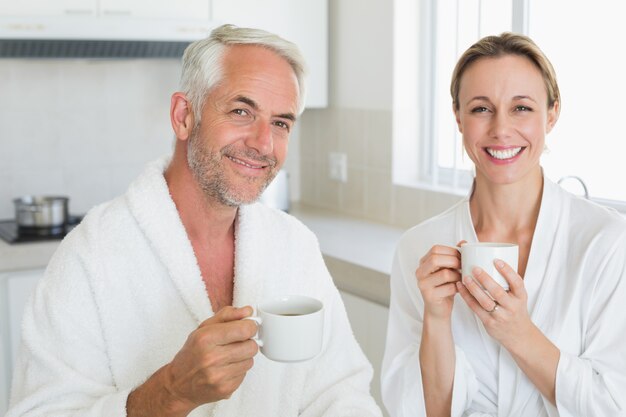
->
[0,59,180,219]
[300,0,461,228]
[330,0,392,110]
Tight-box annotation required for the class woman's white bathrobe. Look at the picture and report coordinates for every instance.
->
[7,158,382,417]
[381,177,626,417]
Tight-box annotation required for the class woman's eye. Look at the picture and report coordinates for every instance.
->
[515,105,532,112]
[471,106,489,113]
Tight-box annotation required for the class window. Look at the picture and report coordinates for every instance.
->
[399,0,626,210]
[528,0,626,208]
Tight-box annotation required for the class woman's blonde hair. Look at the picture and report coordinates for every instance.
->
[450,32,560,112]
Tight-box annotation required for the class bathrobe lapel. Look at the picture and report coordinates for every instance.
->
[125,158,214,324]
[496,179,569,416]
[125,158,269,326]
[459,178,569,416]
[231,204,266,308]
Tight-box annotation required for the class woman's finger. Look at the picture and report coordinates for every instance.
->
[470,266,510,306]
[456,281,492,321]
[461,270,498,311]
[494,258,525,296]
[419,251,461,275]
[418,268,461,288]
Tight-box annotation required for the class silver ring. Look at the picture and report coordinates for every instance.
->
[486,303,499,313]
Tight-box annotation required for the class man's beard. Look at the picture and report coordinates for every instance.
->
[187,126,279,207]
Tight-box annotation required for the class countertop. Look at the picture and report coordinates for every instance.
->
[0,240,59,273]
[0,204,404,307]
[290,204,403,306]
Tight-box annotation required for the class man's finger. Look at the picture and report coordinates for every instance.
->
[195,319,259,347]
[200,306,254,327]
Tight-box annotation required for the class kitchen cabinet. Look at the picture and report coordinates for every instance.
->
[100,0,210,20]
[0,268,44,415]
[212,0,328,108]
[0,0,210,19]
[0,0,95,16]
[340,290,390,417]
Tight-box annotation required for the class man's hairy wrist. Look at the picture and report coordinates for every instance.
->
[127,364,195,417]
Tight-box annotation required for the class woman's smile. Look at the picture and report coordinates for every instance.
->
[484,146,526,164]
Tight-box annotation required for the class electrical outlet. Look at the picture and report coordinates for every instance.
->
[328,152,348,183]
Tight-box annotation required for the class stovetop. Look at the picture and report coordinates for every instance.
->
[0,215,83,244]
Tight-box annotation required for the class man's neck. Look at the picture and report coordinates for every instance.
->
[164,153,238,246]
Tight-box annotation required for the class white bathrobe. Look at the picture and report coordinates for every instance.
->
[7,157,382,417]
[381,177,626,417]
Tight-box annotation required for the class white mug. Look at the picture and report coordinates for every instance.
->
[247,295,324,363]
[459,242,518,291]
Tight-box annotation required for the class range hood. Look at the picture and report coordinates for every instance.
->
[0,16,218,58]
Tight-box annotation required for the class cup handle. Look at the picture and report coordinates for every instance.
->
[243,316,264,347]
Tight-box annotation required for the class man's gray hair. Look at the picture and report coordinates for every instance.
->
[180,24,308,122]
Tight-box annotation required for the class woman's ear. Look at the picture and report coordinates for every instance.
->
[170,92,195,141]
[546,101,560,133]
[453,103,463,133]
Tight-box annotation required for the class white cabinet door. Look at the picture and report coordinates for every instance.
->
[0,0,209,19]
[7,270,43,365]
[0,0,95,16]
[0,268,44,415]
[99,0,210,20]
[212,0,328,108]
[340,291,390,417]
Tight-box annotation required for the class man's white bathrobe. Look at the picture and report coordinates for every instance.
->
[7,158,382,417]
[381,177,626,417]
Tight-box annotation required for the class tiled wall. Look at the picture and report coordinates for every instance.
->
[299,107,463,229]
[0,59,180,219]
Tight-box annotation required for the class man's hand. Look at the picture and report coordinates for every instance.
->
[127,306,259,417]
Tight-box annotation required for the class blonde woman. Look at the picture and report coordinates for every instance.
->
[382,33,626,417]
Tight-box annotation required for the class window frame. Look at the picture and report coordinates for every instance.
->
[415,0,626,213]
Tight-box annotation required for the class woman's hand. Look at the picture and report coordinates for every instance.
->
[416,244,463,321]
[456,259,533,348]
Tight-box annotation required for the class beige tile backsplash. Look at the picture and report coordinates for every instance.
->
[300,107,463,229]
[0,59,179,218]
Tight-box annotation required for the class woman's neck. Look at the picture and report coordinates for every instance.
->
[469,167,544,243]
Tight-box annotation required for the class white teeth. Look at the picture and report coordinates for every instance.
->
[486,147,523,160]
[227,156,263,169]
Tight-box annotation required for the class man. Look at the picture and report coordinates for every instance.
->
[6,25,382,417]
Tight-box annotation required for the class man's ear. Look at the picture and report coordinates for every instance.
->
[170,92,194,141]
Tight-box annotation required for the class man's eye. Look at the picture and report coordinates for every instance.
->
[274,121,290,130]
[232,109,249,116]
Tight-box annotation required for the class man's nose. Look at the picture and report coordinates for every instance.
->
[245,121,273,155]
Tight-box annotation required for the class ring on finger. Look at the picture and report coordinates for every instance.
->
[485,302,499,313]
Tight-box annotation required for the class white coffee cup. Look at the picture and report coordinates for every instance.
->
[459,242,518,291]
[247,295,324,363]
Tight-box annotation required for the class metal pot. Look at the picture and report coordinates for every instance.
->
[13,196,69,228]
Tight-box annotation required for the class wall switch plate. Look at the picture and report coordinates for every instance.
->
[328,152,348,183]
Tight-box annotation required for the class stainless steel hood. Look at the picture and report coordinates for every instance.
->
[0,16,217,58]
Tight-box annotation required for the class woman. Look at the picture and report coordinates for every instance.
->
[381,33,626,417]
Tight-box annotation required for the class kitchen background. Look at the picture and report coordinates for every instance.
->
[2,0,625,415]
[0,1,413,414]
[0,0,460,227]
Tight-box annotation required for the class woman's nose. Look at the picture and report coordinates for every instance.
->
[489,112,513,139]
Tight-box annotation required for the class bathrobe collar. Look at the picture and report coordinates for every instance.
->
[458,174,566,415]
[124,157,265,324]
